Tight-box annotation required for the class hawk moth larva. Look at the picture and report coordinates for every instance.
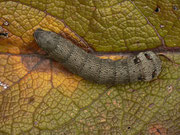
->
[34,28,162,84]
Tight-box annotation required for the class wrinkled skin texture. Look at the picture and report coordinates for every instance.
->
[34,28,162,84]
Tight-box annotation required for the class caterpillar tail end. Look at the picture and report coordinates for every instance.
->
[34,28,58,52]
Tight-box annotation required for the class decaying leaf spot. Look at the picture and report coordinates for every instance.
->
[22,56,41,71]
[160,25,165,28]
[149,124,167,135]
[34,29,162,84]
[155,6,160,12]
[173,5,178,11]
[166,85,173,94]
[0,81,8,89]
[3,21,9,26]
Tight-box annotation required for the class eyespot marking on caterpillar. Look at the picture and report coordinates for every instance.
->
[134,57,141,64]
[144,53,152,60]
[34,28,162,84]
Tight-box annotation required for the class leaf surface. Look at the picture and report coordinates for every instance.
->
[0,0,179,135]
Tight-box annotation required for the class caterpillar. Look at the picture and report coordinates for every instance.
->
[34,28,162,84]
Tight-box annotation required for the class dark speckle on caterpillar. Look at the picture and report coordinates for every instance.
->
[34,28,162,84]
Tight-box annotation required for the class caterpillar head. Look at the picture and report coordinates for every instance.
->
[34,28,59,52]
[135,51,162,82]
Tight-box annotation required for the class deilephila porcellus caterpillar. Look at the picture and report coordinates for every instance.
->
[34,28,162,84]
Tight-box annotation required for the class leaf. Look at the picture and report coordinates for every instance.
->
[0,0,180,135]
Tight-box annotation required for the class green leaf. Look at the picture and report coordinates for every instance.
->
[0,0,179,135]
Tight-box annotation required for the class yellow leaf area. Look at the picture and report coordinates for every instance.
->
[0,1,179,135]
[0,1,88,54]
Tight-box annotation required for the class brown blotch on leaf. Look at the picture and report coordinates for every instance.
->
[22,56,41,71]
[149,124,167,135]
[53,62,74,75]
